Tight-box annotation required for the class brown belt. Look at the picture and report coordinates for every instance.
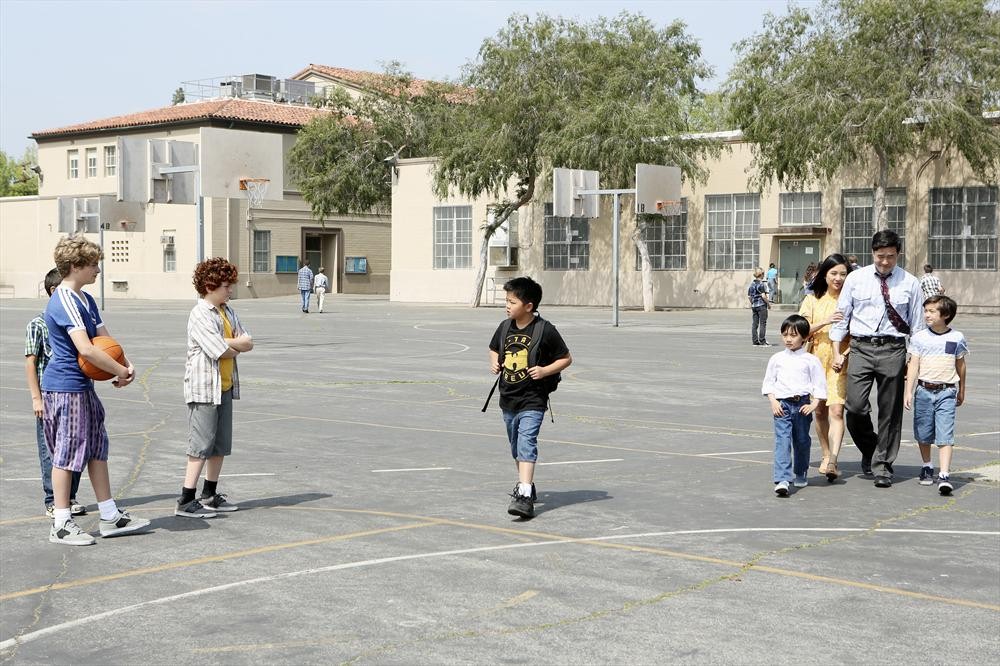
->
[918,380,955,391]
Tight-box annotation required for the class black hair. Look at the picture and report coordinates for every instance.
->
[871,229,902,252]
[924,295,957,324]
[43,267,61,296]
[780,314,811,338]
[503,276,542,312]
[923,264,934,273]
[811,253,853,299]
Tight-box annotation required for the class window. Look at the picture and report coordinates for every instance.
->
[253,230,271,272]
[544,203,590,270]
[276,256,299,273]
[104,146,117,176]
[86,148,98,177]
[635,200,687,270]
[68,150,79,179]
[345,257,368,274]
[162,229,176,272]
[705,193,759,270]
[433,205,473,269]
[780,192,822,226]
[930,187,998,270]
[842,189,907,268]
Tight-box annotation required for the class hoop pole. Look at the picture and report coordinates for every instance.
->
[99,220,105,311]
[195,161,204,264]
[612,192,620,327]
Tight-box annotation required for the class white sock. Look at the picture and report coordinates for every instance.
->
[939,472,949,479]
[923,463,933,468]
[518,482,533,497]
[53,508,72,528]
[98,498,119,520]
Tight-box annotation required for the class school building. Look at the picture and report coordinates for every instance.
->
[390,127,999,313]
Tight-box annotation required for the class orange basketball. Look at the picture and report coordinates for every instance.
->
[78,336,125,381]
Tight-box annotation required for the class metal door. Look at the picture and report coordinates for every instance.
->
[778,240,820,304]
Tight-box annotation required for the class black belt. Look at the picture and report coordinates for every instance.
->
[853,335,905,346]
[918,380,955,391]
[779,395,809,402]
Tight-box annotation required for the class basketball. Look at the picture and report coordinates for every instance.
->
[78,336,125,381]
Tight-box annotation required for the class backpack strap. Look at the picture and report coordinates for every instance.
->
[526,315,546,369]
[482,318,515,413]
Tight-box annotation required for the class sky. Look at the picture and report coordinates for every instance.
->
[0,0,802,156]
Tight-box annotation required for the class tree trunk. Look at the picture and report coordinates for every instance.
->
[873,148,889,232]
[469,177,535,307]
[632,216,655,312]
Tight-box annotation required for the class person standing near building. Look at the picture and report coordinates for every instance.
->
[313,267,329,313]
[830,230,924,488]
[297,259,313,313]
[919,264,945,298]
[766,263,779,304]
[748,267,771,346]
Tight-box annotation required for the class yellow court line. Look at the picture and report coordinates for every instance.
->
[0,521,435,602]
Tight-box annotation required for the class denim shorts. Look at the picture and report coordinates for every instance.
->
[502,409,544,462]
[913,385,957,446]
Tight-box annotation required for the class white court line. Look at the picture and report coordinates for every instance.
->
[371,467,452,473]
[537,459,624,466]
[966,431,1000,437]
[3,478,41,482]
[696,450,771,457]
[219,473,276,478]
[3,525,998,650]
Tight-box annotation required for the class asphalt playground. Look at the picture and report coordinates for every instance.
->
[1,295,998,664]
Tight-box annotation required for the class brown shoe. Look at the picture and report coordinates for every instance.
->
[825,460,840,482]
[818,457,830,475]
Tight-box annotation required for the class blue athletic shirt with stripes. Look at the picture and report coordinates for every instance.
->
[42,286,103,392]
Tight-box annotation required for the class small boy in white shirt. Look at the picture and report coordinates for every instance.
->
[762,315,828,497]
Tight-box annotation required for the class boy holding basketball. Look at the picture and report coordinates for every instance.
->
[175,258,253,518]
[43,236,150,545]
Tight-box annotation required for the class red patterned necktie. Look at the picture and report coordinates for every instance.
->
[878,272,910,335]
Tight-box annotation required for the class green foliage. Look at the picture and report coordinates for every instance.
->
[726,0,1000,197]
[0,147,39,197]
[172,87,185,105]
[287,63,450,218]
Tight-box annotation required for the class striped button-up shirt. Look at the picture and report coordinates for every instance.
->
[183,299,248,405]
[830,265,925,341]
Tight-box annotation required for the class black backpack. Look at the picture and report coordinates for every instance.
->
[482,314,561,414]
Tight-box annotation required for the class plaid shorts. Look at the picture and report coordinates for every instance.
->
[43,390,110,472]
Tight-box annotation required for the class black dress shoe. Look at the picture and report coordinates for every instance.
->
[861,453,874,477]
[874,476,892,488]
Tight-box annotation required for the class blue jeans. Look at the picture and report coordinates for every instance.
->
[36,417,82,507]
[502,410,545,462]
[772,397,813,482]
[913,385,957,445]
[300,289,311,311]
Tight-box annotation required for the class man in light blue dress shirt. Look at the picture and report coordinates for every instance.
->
[830,230,924,487]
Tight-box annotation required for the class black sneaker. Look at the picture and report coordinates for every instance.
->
[918,467,935,485]
[507,486,534,519]
[937,476,953,496]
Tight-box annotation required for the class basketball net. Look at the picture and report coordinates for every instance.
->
[656,200,683,217]
[239,178,270,210]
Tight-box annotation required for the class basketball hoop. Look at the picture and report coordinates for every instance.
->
[656,199,684,217]
[239,178,270,209]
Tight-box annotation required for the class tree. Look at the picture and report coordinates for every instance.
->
[287,63,449,219]
[431,13,720,307]
[0,147,39,197]
[726,0,1000,230]
[172,87,185,105]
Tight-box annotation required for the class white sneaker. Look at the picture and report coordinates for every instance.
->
[99,510,151,537]
[50,519,96,546]
[774,481,790,497]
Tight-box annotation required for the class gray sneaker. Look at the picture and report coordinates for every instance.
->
[70,500,87,516]
[175,498,217,518]
[49,519,96,546]
[199,493,239,512]
[99,510,151,538]
[45,505,55,520]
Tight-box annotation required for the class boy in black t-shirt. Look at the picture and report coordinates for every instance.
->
[489,277,572,519]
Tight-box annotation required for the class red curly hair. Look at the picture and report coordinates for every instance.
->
[192,257,238,296]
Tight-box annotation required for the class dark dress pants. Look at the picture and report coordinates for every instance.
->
[844,338,907,477]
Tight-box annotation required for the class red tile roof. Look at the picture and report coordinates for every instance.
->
[32,98,329,139]
[293,63,473,102]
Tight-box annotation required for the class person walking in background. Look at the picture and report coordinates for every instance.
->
[297,259,313,313]
[920,264,945,298]
[800,262,818,303]
[799,254,854,481]
[848,255,860,270]
[766,263,779,304]
[748,267,771,346]
[831,230,924,487]
[313,267,330,313]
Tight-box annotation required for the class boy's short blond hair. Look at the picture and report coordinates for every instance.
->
[753,267,765,279]
[54,235,103,277]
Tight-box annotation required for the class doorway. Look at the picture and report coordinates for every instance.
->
[778,239,820,305]
[304,231,340,293]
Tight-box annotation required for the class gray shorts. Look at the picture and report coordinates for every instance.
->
[187,389,233,458]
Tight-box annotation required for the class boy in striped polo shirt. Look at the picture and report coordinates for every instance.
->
[176,258,253,518]
[43,236,150,545]
[904,295,968,495]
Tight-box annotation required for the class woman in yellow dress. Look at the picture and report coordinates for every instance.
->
[799,254,854,481]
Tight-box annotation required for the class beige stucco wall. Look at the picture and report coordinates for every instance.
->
[390,144,999,312]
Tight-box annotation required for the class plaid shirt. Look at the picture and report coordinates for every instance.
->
[183,299,247,405]
[297,265,313,291]
[24,313,51,383]
[920,274,943,298]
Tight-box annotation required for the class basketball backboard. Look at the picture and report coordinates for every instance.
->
[200,127,284,200]
[118,137,198,204]
[635,164,681,216]
[59,195,146,234]
[553,167,600,218]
